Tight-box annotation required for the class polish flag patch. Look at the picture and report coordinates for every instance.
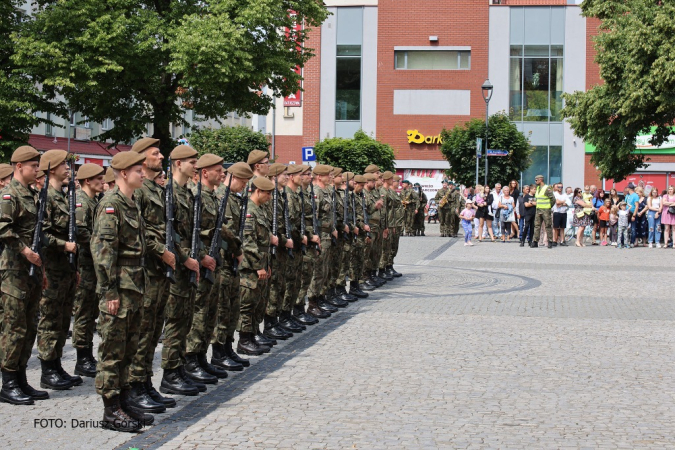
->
[2,194,10,200]
[246,213,252,218]
[105,207,115,214]
[76,203,82,208]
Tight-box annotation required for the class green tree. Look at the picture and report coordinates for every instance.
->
[314,130,395,174]
[561,0,674,182]
[187,125,269,163]
[440,112,532,187]
[13,0,328,155]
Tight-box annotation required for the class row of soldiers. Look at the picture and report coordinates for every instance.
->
[0,141,406,433]
[434,180,466,238]
[400,182,428,236]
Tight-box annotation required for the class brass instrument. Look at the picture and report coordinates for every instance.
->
[438,188,451,208]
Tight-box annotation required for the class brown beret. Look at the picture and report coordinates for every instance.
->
[36,170,45,179]
[39,150,68,171]
[110,151,146,170]
[104,167,115,183]
[268,163,288,177]
[0,164,13,179]
[300,164,312,173]
[131,137,160,154]
[343,172,354,179]
[196,153,224,169]
[252,176,274,191]
[76,163,105,180]
[393,175,401,181]
[286,164,304,175]
[364,164,380,174]
[354,175,367,183]
[247,149,269,165]
[146,169,161,180]
[382,171,393,180]
[170,145,198,160]
[228,162,254,179]
[312,164,332,176]
[12,146,41,163]
[331,167,343,176]
[364,173,377,181]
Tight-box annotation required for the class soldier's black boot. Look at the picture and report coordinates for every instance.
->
[531,241,539,248]
[337,285,358,302]
[226,338,250,367]
[179,365,207,392]
[87,345,98,366]
[198,352,228,379]
[278,311,303,332]
[74,347,97,378]
[286,310,308,329]
[211,343,243,372]
[145,375,176,408]
[120,389,154,426]
[17,366,48,400]
[237,332,267,356]
[254,329,276,347]
[0,370,34,405]
[125,381,166,413]
[371,270,386,286]
[326,288,348,308]
[159,367,199,396]
[361,277,377,291]
[387,265,402,278]
[317,295,339,313]
[263,316,291,340]
[102,395,142,433]
[293,305,319,324]
[184,354,218,385]
[39,359,72,390]
[55,358,83,386]
[547,241,553,249]
[378,268,393,281]
[350,281,369,298]
[307,298,331,318]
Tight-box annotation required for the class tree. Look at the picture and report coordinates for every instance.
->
[187,126,269,163]
[561,0,675,182]
[314,130,395,174]
[440,112,532,187]
[13,0,328,155]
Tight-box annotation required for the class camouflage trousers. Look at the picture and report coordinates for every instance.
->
[266,250,287,318]
[366,224,382,276]
[327,237,343,289]
[379,228,393,270]
[129,275,167,382]
[337,236,352,288]
[438,207,451,235]
[297,249,317,308]
[161,268,195,370]
[212,265,240,344]
[254,270,270,330]
[282,247,302,313]
[95,289,142,399]
[413,210,425,233]
[404,207,416,234]
[186,272,220,355]
[308,234,332,298]
[38,268,77,362]
[361,229,375,278]
[350,235,365,283]
[238,270,266,334]
[390,226,403,265]
[71,266,97,349]
[453,211,461,235]
[0,270,41,371]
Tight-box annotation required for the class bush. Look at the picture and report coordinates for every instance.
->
[187,126,269,163]
[314,130,395,174]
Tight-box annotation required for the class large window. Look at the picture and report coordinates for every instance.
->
[510,45,563,122]
[394,50,470,70]
[336,45,361,121]
[522,145,562,185]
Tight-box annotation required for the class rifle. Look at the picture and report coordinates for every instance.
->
[331,185,337,246]
[310,182,321,255]
[233,182,250,275]
[67,158,78,270]
[282,188,294,259]
[351,190,357,234]
[203,174,232,284]
[382,190,388,232]
[299,187,307,255]
[165,157,177,284]
[343,173,351,242]
[361,190,371,239]
[188,171,202,288]
[29,163,50,282]
[271,177,279,258]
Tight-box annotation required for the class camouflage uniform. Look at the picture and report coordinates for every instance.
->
[412,190,427,235]
[402,187,418,236]
[93,186,146,399]
[327,186,345,291]
[450,190,465,237]
[0,179,42,372]
[350,190,366,284]
[266,186,288,319]
[363,187,382,278]
[379,187,395,271]
[296,186,317,309]
[435,187,452,236]
[161,180,195,371]
[282,186,303,314]
[336,186,353,292]
[308,184,333,299]
[387,186,403,267]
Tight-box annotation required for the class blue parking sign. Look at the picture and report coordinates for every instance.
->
[302,147,315,162]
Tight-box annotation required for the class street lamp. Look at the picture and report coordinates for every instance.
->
[481,79,493,186]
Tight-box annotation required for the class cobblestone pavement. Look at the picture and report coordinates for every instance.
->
[3,223,675,449]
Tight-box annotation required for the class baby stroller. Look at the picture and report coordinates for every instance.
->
[427,200,438,224]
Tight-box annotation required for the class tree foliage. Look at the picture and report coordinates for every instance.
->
[187,125,269,163]
[314,130,396,174]
[562,0,675,181]
[440,112,532,187]
[12,0,328,155]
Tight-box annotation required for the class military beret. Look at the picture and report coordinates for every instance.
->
[11,145,41,163]
[131,137,160,154]
[286,164,304,175]
[354,175,367,183]
[111,151,146,170]
[382,171,393,180]
[252,176,274,191]
[36,170,45,179]
[364,173,377,181]
[393,175,401,181]
[364,164,380,173]
[414,182,421,187]
[76,163,104,180]
[228,162,254,179]
[331,167,343,177]
[146,169,161,180]
[0,164,13,179]
[402,179,411,184]
[170,145,198,160]
[104,167,115,183]
[196,153,224,169]
[343,172,354,179]
[312,164,332,176]
[247,149,269,165]
[268,163,288,177]
[39,150,68,171]
[300,164,312,173]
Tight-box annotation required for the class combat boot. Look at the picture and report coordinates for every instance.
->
[237,332,267,356]
[226,338,251,367]
[371,270,386,286]
[159,367,199,396]
[39,359,72,390]
[55,358,83,386]
[254,330,276,347]
[184,354,218,385]
[378,268,393,281]
[124,381,166,413]
[336,285,357,302]
[179,365,207,392]
[145,376,176,408]
[531,241,539,248]
[121,389,156,425]
[361,277,377,291]
[278,311,304,332]
[293,305,319,324]
[317,295,339,313]
[388,265,402,278]
[74,347,97,378]
[198,353,228,379]
[349,281,369,298]
[211,342,243,372]
[286,311,308,330]
[102,395,142,433]
[263,315,291,340]
[325,288,348,308]
[16,366,48,400]
[0,370,34,405]
[307,298,331,318]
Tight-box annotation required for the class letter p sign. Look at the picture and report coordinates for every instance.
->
[302,147,315,162]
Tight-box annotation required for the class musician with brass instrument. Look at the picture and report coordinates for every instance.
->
[401,180,418,236]
[435,180,452,237]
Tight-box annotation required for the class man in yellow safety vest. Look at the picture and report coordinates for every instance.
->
[532,175,555,248]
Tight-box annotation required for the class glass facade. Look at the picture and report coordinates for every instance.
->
[335,8,363,134]
[394,50,470,70]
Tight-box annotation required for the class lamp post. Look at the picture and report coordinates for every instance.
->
[481,79,493,186]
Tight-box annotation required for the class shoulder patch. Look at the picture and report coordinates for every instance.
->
[105,207,115,214]
[2,194,10,200]
[76,203,82,208]
[246,213,252,218]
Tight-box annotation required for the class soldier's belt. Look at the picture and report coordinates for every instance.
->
[117,257,145,266]
[369,218,380,224]
[257,247,269,253]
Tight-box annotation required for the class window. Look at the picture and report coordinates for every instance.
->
[101,118,113,130]
[522,145,562,185]
[510,45,563,122]
[394,50,471,70]
[45,112,53,137]
[336,45,361,121]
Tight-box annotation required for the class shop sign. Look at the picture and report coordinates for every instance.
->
[407,129,444,145]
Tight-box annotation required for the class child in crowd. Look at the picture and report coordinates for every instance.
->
[608,205,619,246]
[598,198,611,246]
[460,199,476,246]
[617,202,629,249]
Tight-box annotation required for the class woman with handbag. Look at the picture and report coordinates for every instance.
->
[498,186,516,243]
[661,185,675,248]
[572,188,593,247]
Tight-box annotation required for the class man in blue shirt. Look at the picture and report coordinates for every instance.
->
[624,182,639,246]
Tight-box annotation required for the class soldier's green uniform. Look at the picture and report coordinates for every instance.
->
[296,185,318,313]
[336,184,354,296]
[435,186,452,236]
[453,191,466,237]
[364,186,382,279]
[308,182,334,301]
[412,188,427,236]
[327,184,346,297]
[386,185,403,268]
[402,186,418,236]
[282,184,304,316]
[266,181,289,324]
[350,188,366,287]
